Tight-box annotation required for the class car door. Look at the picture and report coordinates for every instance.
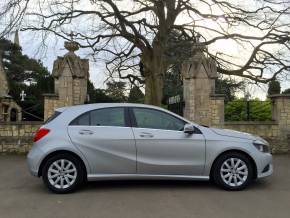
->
[130,107,206,176]
[67,107,136,175]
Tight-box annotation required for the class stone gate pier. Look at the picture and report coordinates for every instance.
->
[0,39,90,153]
[181,49,290,153]
[182,47,224,127]
[43,40,89,120]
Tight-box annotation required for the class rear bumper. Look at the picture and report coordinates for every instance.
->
[27,143,44,177]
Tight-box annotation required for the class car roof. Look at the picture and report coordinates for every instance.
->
[56,103,168,112]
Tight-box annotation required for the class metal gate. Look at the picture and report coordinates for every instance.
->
[167,95,185,117]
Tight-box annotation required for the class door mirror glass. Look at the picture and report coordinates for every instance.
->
[184,124,195,134]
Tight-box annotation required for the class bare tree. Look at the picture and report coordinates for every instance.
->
[1,0,290,105]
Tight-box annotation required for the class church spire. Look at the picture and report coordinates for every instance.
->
[14,30,20,46]
[0,51,9,97]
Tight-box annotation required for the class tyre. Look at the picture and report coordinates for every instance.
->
[212,152,254,191]
[42,153,85,194]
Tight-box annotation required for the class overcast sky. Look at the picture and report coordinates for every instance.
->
[14,31,107,89]
[13,30,289,100]
[3,0,290,99]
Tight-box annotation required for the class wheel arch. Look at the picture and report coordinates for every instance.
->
[38,150,88,177]
[209,149,258,180]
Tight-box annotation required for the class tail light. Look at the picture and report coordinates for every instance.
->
[33,128,50,142]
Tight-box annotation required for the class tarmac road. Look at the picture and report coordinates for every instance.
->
[0,154,289,218]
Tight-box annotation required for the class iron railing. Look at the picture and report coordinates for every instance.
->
[225,100,272,121]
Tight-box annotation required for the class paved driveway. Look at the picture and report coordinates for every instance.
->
[0,155,289,218]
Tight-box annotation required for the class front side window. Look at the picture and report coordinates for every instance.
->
[132,108,185,131]
[70,107,125,127]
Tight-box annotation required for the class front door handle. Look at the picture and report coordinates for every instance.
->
[139,132,154,138]
[79,130,94,135]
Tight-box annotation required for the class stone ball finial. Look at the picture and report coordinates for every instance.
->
[64,41,79,53]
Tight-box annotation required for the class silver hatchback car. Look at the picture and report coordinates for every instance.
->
[27,103,273,193]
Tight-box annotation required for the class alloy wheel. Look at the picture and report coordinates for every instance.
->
[47,159,78,189]
[220,158,248,187]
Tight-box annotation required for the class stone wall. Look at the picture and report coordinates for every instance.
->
[43,94,60,120]
[43,93,74,120]
[222,121,287,153]
[223,121,279,138]
[182,61,290,154]
[268,95,290,153]
[0,121,42,153]
[1,96,290,154]
[180,45,290,154]
[208,96,286,153]
[207,95,290,153]
[210,95,225,127]
[180,45,290,153]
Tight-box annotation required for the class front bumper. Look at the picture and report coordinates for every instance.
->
[256,153,273,179]
[258,163,273,178]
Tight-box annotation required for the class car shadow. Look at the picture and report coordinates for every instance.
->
[80,179,272,193]
[247,178,272,190]
[30,177,272,194]
[82,180,214,191]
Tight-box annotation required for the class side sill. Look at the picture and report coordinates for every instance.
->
[87,174,209,182]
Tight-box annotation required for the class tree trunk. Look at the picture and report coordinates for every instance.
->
[142,51,165,106]
[144,72,163,106]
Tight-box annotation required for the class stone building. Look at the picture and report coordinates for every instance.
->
[0,49,22,122]
[44,40,89,120]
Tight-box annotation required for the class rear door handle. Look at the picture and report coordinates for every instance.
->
[139,132,154,138]
[79,130,94,135]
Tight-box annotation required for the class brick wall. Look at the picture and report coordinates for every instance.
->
[210,95,225,127]
[208,95,290,153]
[222,121,287,153]
[43,94,59,121]
[0,121,42,153]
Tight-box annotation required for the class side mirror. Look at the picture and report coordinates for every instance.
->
[184,124,195,134]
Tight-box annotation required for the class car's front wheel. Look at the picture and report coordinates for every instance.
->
[212,152,254,190]
[42,153,85,193]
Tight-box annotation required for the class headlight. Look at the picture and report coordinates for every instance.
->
[253,142,270,153]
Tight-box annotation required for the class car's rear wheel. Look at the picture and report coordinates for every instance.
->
[42,153,85,193]
[212,152,254,190]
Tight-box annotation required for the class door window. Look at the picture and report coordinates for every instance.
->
[70,112,90,125]
[90,108,125,127]
[70,107,125,127]
[132,108,185,131]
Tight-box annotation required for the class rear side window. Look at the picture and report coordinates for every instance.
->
[75,112,90,125]
[90,108,125,126]
[70,107,125,127]
[44,111,62,124]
